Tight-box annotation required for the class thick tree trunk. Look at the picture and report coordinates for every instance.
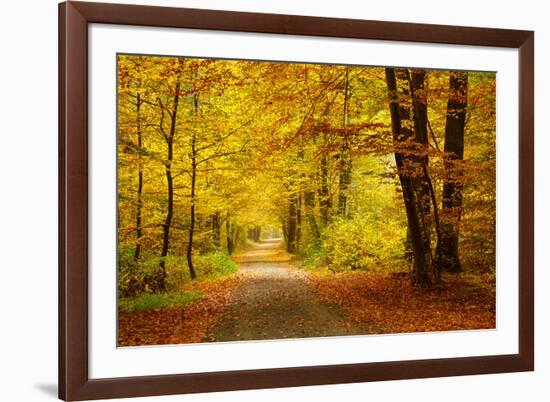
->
[408,69,441,281]
[409,69,431,226]
[133,92,143,261]
[157,82,180,292]
[437,71,468,273]
[385,68,431,287]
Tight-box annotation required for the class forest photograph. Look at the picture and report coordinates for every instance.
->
[117,54,496,347]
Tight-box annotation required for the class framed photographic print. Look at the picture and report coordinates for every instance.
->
[59,1,534,400]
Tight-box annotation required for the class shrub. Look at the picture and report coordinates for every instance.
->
[163,251,238,289]
[194,252,238,278]
[301,237,325,269]
[321,216,406,273]
[118,245,161,297]
[118,249,238,297]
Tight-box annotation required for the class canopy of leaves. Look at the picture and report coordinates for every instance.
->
[117,54,495,305]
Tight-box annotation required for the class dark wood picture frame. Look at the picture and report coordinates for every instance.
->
[59,1,534,400]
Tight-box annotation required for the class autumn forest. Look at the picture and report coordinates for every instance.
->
[117,54,496,346]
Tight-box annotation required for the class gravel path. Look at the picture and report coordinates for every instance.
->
[204,240,369,342]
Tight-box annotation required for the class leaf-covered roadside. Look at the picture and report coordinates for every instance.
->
[119,292,203,313]
[118,276,242,346]
[308,272,495,333]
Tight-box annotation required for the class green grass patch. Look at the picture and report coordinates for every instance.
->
[194,252,238,279]
[119,291,203,313]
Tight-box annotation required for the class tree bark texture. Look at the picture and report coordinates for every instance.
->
[437,71,468,273]
[133,92,143,261]
[157,81,180,292]
[385,68,432,287]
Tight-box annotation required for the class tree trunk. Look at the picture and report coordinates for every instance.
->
[157,81,180,292]
[318,140,332,226]
[304,189,321,239]
[409,69,431,226]
[385,68,431,287]
[186,94,199,280]
[226,213,234,255]
[211,212,221,248]
[338,68,352,217]
[287,193,298,253]
[253,226,261,242]
[133,92,143,261]
[437,71,468,273]
[232,224,239,250]
[282,220,289,245]
[337,160,352,217]
[296,194,302,252]
[408,69,441,281]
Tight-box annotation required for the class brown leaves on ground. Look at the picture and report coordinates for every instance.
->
[118,276,242,346]
[309,271,495,334]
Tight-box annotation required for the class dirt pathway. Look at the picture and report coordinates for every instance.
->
[204,240,369,342]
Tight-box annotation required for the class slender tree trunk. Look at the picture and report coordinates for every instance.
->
[157,81,180,292]
[338,68,352,217]
[226,213,234,255]
[157,136,173,291]
[287,193,298,253]
[231,224,239,252]
[186,142,197,279]
[133,93,143,261]
[186,94,199,280]
[385,68,431,287]
[338,161,352,217]
[211,212,221,248]
[318,137,332,226]
[296,194,302,252]
[437,71,468,273]
[282,220,289,245]
[304,189,321,239]
[253,226,261,242]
